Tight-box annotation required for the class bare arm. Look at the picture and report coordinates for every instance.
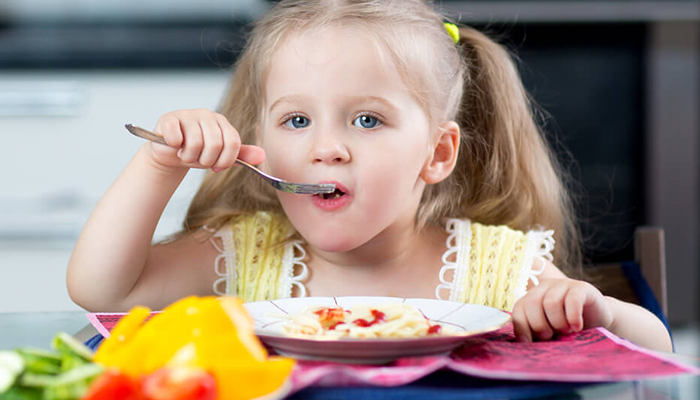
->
[67,145,197,311]
[512,260,673,352]
[603,295,673,352]
[67,110,264,311]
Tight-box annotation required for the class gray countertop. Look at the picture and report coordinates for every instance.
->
[0,311,97,349]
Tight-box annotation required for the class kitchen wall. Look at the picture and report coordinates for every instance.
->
[0,70,228,312]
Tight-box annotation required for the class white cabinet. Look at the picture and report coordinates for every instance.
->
[0,69,230,312]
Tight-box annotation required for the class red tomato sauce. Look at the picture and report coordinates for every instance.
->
[427,324,442,334]
[353,309,387,327]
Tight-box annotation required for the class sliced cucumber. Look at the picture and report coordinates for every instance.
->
[18,372,57,388]
[20,362,104,400]
[51,333,94,362]
[0,351,24,394]
[58,354,88,373]
[15,348,61,375]
[2,333,104,400]
[43,363,104,400]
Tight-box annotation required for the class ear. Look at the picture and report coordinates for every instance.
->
[420,121,460,184]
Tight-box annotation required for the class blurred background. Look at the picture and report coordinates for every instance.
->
[0,0,697,334]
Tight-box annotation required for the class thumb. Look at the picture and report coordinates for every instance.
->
[238,145,266,165]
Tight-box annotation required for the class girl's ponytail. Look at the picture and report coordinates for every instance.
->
[453,26,581,273]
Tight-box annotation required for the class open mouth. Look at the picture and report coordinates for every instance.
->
[319,188,346,200]
[311,182,349,210]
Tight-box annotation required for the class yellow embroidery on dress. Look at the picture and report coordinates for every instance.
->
[483,227,506,308]
[494,233,528,310]
[228,212,294,302]
[465,223,483,305]
[457,222,529,311]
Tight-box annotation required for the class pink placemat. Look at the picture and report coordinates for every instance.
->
[86,312,699,388]
[86,312,160,338]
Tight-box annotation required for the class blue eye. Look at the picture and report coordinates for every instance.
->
[353,115,380,129]
[285,115,310,129]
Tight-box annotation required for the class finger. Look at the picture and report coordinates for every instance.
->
[564,287,586,332]
[156,116,184,148]
[238,145,266,165]
[211,115,241,172]
[542,283,571,334]
[178,117,204,164]
[524,292,553,340]
[511,301,532,343]
[198,118,223,168]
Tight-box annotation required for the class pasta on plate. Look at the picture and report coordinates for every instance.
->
[281,303,450,338]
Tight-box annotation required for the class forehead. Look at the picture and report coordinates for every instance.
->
[264,24,413,107]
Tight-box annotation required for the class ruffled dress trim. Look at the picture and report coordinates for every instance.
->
[514,229,555,301]
[210,226,236,296]
[436,218,472,301]
[280,241,309,298]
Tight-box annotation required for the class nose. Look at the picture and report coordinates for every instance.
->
[310,133,351,164]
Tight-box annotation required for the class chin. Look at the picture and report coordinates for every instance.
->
[302,230,365,253]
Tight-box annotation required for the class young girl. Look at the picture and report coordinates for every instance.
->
[67,0,672,351]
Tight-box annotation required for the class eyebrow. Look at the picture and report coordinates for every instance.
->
[268,95,308,113]
[268,95,399,113]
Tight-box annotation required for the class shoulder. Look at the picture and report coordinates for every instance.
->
[133,230,222,309]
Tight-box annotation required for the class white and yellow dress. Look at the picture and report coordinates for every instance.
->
[211,211,554,311]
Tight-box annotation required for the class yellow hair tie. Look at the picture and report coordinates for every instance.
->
[444,22,460,44]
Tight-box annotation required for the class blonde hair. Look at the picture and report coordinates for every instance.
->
[182,0,582,273]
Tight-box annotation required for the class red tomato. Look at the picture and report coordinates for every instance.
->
[141,367,217,400]
[83,369,143,400]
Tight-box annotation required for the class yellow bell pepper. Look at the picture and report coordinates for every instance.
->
[94,296,295,400]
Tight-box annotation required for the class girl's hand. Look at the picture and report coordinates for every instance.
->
[148,109,265,172]
[512,278,614,342]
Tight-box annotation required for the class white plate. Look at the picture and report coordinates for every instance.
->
[244,296,511,364]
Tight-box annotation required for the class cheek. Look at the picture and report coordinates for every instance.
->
[261,136,302,178]
[356,150,425,214]
[365,139,427,187]
[275,193,308,232]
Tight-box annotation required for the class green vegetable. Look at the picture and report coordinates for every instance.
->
[0,351,24,393]
[17,357,103,399]
[18,372,57,388]
[15,348,61,375]
[0,332,104,400]
[43,363,104,400]
[0,385,42,400]
[51,333,93,364]
[57,355,88,374]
